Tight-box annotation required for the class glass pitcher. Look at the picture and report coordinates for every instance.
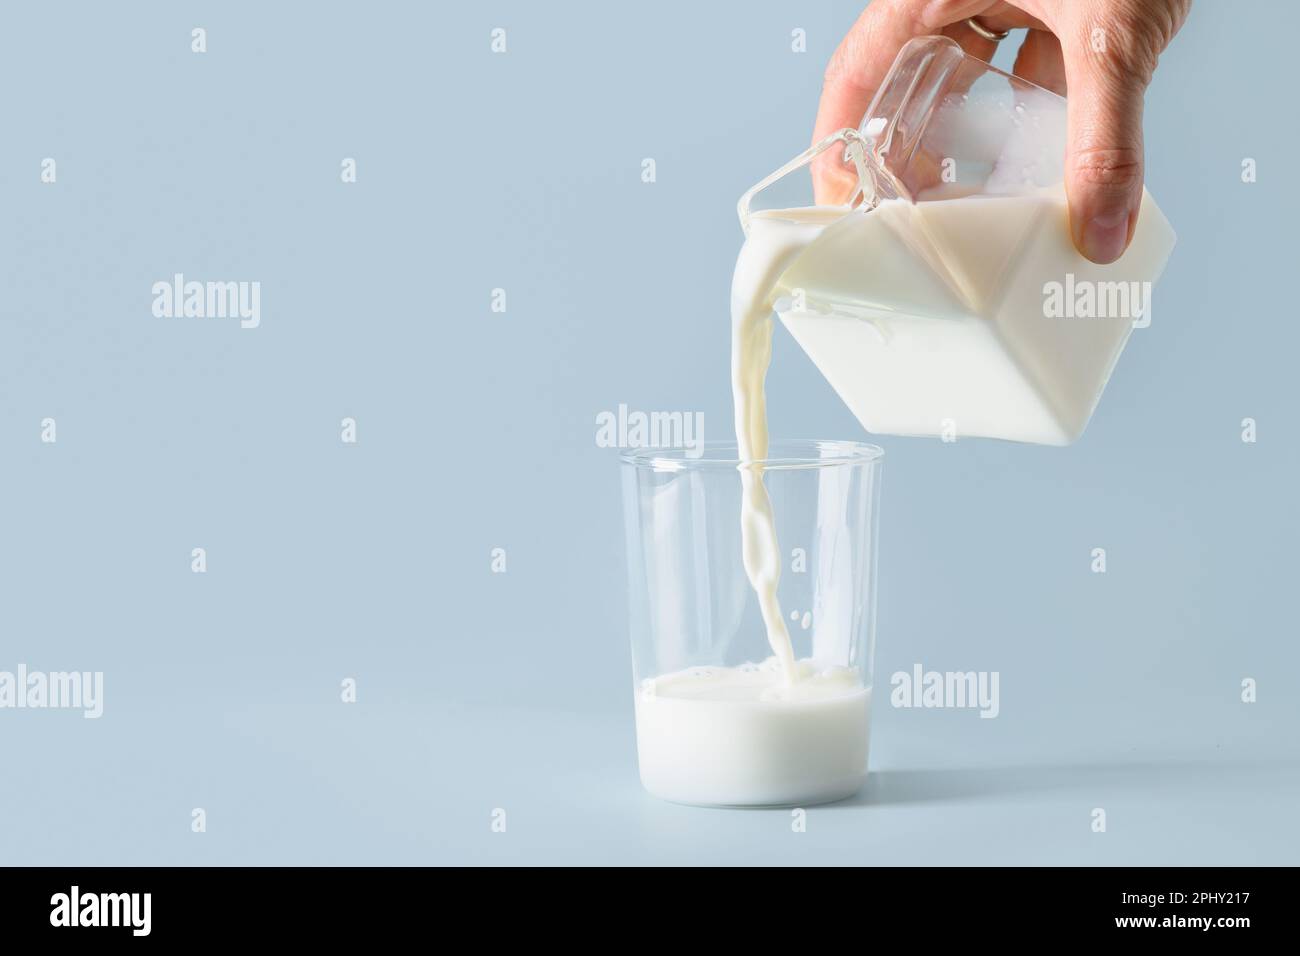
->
[738,36,1176,445]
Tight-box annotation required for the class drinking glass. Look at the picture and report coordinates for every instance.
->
[620,440,883,806]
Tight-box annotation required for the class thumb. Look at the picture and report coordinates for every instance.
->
[1060,24,1149,264]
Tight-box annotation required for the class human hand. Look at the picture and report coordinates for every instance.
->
[812,0,1190,263]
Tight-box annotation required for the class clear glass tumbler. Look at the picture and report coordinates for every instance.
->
[620,439,883,807]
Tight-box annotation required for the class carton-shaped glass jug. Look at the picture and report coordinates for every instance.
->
[738,36,1176,445]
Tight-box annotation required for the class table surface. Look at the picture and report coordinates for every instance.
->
[4,693,1294,866]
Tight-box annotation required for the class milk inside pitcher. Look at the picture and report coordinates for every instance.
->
[737,36,1176,445]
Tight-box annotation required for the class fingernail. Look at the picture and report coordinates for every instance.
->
[1082,210,1130,264]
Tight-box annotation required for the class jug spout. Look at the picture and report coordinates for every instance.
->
[738,128,890,234]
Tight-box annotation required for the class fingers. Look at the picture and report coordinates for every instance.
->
[811,0,998,203]
[811,0,1058,204]
[1057,19,1150,263]
[1012,28,1066,95]
[1052,0,1190,263]
[941,19,999,62]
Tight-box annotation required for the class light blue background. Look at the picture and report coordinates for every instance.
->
[1,0,1296,865]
